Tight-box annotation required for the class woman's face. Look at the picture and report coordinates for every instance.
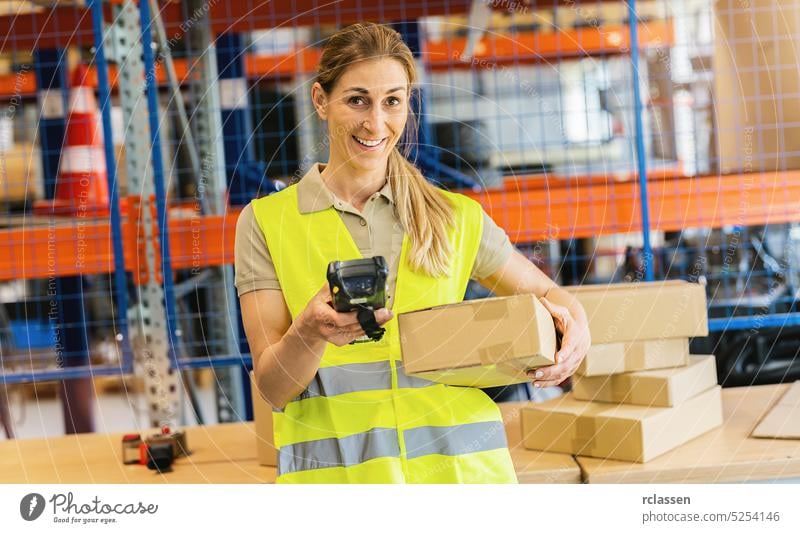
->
[314,58,410,174]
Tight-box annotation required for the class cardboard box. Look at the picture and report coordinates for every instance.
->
[398,294,557,387]
[0,143,43,203]
[249,371,277,467]
[565,280,708,344]
[573,355,718,407]
[521,385,723,462]
[752,380,800,440]
[578,338,690,376]
[714,0,800,174]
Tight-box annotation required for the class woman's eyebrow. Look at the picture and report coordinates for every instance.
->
[343,86,405,94]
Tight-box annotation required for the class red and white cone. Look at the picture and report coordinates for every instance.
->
[36,64,109,216]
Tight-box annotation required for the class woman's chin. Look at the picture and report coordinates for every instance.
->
[347,156,388,173]
[346,148,390,170]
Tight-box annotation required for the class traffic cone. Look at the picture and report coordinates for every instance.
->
[35,64,109,216]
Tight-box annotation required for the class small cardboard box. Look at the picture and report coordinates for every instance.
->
[565,280,708,344]
[398,294,557,387]
[521,385,723,462]
[249,371,277,467]
[752,380,800,440]
[577,338,690,376]
[573,355,718,407]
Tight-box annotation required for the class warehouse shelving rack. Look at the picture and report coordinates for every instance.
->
[1,0,798,428]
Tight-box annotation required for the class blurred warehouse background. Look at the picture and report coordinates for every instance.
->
[0,0,798,439]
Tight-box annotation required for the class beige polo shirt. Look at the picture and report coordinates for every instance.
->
[234,163,513,306]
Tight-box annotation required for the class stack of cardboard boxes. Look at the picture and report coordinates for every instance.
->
[521,280,724,462]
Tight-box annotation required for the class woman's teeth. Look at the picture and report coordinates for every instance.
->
[353,135,385,147]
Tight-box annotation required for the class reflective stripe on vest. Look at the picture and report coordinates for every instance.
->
[278,420,508,476]
[294,361,436,401]
[279,427,400,475]
[404,420,507,460]
[251,183,517,484]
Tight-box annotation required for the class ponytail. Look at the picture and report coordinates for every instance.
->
[388,147,455,277]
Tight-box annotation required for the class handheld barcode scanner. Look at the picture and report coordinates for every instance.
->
[326,256,389,342]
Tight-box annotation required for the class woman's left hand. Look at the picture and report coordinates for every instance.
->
[527,297,591,388]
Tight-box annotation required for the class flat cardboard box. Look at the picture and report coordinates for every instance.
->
[398,294,557,387]
[521,385,723,462]
[249,371,277,467]
[565,280,708,344]
[577,338,690,376]
[752,380,800,440]
[573,355,718,407]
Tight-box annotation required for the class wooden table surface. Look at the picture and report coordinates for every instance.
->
[7,385,790,484]
[0,422,277,484]
[0,405,581,483]
[577,383,800,483]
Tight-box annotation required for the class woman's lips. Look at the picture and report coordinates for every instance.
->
[352,135,387,151]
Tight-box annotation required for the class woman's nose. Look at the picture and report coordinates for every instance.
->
[363,108,385,131]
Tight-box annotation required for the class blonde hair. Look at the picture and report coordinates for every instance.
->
[316,22,455,277]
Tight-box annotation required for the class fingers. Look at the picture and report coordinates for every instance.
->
[374,308,393,324]
[314,304,359,327]
[527,349,581,388]
[554,329,580,364]
[326,324,368,346]
[539,296,592,376]
[530,326,589,387]
[308,283,396,344]
[540,297,577,363]
[321,321,364,337]
[539,297,572,333]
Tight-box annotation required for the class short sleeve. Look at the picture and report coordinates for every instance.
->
[470,211,514,281]
[234,202,282,296]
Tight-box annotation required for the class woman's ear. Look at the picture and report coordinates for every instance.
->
[311,82,328,120]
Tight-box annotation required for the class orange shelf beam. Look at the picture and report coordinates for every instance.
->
[0,51,319,98]
[426,21,673,69]
[465,171,800,243]
[0,205,236,282]
[2,171,798,281]
[167,210,238,271]
[0,217,137,281]
[495,164,686,192]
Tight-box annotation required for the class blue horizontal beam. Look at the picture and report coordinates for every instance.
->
[174,355,252,370]
[0,355,252,384]
[1,363,133,385]
[709,313,800,332]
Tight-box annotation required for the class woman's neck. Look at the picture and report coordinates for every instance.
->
[319,159,387,211]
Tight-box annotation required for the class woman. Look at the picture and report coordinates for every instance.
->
[235,22,591,483]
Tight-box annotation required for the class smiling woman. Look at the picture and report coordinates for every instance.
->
[311,25,456,277]
[312,59,409,192]
[235,22,591,484]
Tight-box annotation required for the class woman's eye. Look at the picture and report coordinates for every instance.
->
[386,97,401,106]
[348,96,367,106]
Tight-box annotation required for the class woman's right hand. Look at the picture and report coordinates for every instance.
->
[295,284,393,346]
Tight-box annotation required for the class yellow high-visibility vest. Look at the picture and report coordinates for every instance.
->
[251,184,517,483]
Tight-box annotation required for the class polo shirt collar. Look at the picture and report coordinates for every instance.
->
[296,162,394,214]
